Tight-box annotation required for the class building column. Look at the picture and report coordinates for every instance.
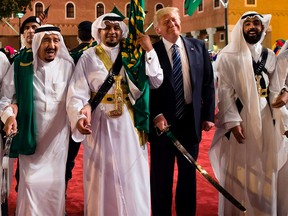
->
[190,30,200,39]
[206,27,216,51]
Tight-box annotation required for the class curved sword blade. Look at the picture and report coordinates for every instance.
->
[164,129,246,212]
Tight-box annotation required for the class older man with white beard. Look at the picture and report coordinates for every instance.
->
[1,24,74,215]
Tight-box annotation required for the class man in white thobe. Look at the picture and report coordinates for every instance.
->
[1,24,74,216]
[0,51,12,215]
[271,40,288,216]
[66,13,163,216]
[209,11,283,215]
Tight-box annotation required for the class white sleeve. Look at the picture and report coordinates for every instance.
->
[145,49,163,89]
[66,56,91,142]
[0,62,15,122]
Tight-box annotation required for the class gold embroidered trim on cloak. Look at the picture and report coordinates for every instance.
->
[95,45,113,71]
[20,62,32,67]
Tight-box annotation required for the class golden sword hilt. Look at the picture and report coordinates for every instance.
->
[108,75,124,117]
[255,75,262,97]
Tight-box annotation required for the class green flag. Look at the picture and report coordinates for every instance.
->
[121,0,150,133]
[185,0,202,16]
[110,5,126,20]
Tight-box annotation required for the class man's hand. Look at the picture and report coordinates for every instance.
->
[76,118,92,135]
[3,116,17,136]
[231,125,245,144]
[137,33,153,52]
[153,114,168,132]
[202,121,214,131]
[272,90,288,108]
[76,104,92,135]
[80,104,92,123]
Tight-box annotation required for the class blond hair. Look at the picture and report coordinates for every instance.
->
[153,7,180,28]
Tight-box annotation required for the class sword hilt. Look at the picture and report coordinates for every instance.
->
[155,124,171,136]
[1,131,18,204]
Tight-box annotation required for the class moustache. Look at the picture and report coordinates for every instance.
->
[45,48,56,52]
[247,28,258,34]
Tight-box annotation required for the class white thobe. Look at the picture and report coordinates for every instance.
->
[274,49,288,216]
[1,57,73,216]
[0,52,14,216]
[209,43,282,216]
[67,45,163,216]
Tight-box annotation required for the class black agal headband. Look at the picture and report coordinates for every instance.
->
[102,16,124,21]
[35,26,61,33]
[241,13,263,20]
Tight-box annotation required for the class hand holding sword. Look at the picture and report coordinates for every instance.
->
[3,115,17,137]
[1,131,18,204]
[156,125,246,213]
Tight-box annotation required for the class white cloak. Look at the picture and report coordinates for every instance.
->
[1,57,73,216]
[0,51,14,216]
[67,45,163,216]
[209,12,283,216]
[275,47,288,216]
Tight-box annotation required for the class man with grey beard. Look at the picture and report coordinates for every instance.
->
[1,24,74,215]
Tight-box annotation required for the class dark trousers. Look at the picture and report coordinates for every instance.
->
[150,106,199,216]
[1,201,8,216]
[65,137,81,187]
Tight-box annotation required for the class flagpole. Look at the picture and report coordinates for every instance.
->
[145,22,153,32]
[220,0,229,45]
[224,0,228,45]
[3,20,19,35]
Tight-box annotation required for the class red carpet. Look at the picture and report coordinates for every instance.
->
[8,127,217,216]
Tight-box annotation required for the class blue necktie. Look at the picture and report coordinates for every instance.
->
[172,44,185,119]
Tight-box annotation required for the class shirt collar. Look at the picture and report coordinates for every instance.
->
[162,37,183,51]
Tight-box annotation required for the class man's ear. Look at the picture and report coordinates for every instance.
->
[261,24,265,31]
[155,27,161,36]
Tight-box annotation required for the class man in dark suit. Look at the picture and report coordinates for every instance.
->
[149,7,215,216]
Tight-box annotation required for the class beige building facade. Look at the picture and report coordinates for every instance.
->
[0,0,287,51]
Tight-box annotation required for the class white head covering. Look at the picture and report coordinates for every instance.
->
[221,11,271,55]
[32,24,74,69]
[91,13,128,44]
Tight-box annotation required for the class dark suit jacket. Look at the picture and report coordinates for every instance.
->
[150,36,215,143]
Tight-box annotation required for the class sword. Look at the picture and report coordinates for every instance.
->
[1,132,17,204]
[158,126,246,212]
